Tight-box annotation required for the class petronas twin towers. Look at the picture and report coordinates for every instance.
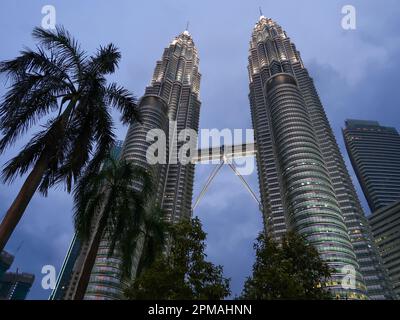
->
[53,16,395,300]
[248,16,393,299]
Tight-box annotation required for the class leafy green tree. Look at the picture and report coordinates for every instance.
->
[73,156,167,299]
[125,217,231,300]
[0,26,139,252]
[241,231,333,300]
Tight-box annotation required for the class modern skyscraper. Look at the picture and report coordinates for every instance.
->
[368,201,400,298]
[144,30,201,224]
[49,235,82,300]
[54,18,395,301]
[247,15,394,299]
[343,120,400,299]
[83,30,201,300]
[80,30,201,300]
[0,251,35,300]
[83,96,170,300]
[343,120,400,212]
[0,271,34,300]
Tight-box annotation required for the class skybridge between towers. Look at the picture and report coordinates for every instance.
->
[191,142,262,212]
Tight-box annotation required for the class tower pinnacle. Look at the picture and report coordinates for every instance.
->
[183,21,190,36]
[259,6,266,20]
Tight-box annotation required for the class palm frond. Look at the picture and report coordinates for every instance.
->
[85,104,116,174]
[0,46,71,82]
[0,73,69,154]
[52,112,95,192]
[86,43,121,75]
[1,134,45,183]
[105,83,140,124]
[32,26,85,78]
[73,167,110,240]
[136,204,168,276]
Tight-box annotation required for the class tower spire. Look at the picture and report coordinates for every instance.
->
[183,21,190,36]
[258,6,266,20]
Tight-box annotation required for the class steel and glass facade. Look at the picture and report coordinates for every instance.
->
[248,16,394,299]
[343,120,400,212]
[84,96,170,300]
[145,31,201,223]
[54,18,396,301]
[49,235,81,300]
[368,201,400,298]
[0,272,34,300]
[84,31,201,300]
[343,120,400,299]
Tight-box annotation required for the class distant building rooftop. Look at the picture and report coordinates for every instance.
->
[1,272,35,285]
[0,251,14,268]
[345,119,398,133]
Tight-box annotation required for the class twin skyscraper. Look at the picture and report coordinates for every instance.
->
[51,16,396,300]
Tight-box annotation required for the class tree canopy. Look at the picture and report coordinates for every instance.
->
[125,217,231,300]
[241,231,333,300]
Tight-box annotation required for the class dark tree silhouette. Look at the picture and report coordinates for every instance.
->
[241,231,333,300]
[73,157,167,299]
[125,217,231,300]
[0,26,139,251]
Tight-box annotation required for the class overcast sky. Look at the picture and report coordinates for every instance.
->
[0,0,399,299]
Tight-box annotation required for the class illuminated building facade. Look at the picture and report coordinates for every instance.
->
[248,16,394,299]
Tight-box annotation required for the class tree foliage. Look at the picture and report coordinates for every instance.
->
[0,25,139,193]
[0,25,139,251]
[241,231,333,300]
[125,217,231,300]
[74,156,167,278]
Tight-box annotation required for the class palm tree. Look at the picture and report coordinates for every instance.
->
[73,157,168,299]
[0,26,139,252]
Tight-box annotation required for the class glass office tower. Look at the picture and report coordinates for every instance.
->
[343,120,400,212]
[0,272,34,300]
[343,119,400,299]
[83,30,201,300]
[368,201,400,298]
[248,16,394,299]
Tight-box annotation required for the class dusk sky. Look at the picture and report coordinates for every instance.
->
[0,0,399,299]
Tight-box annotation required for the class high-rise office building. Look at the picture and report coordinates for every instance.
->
[248,16,394,299]
[343,120,400,212]
[55,30,201,300]
[0,271,34,300]
[144,30,201,223]
[83,96,170,300]
[368,201,400,298]
[49,235,82,300]
[55,18,395,301]
[0,251,34,300]
[84,30,201,300]
[343,120,400,299]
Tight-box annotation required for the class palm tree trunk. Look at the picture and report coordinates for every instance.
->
[0,152,51,252]
[0,99,76,252]
[74,215,107,300]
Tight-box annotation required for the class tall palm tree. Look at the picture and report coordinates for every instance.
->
[0,26,139,251]
[73,157,168,299]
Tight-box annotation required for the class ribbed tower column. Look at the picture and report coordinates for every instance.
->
[83,30,201,300]
[265,73,362,297]
[248,15,395,299]
[83,96,169,300]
